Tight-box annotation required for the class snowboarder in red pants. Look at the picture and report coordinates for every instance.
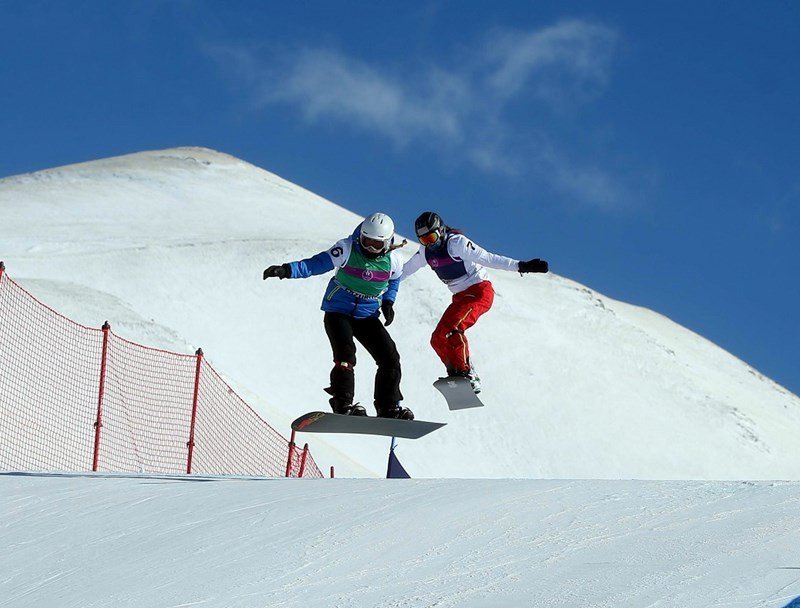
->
[402,212,549,393]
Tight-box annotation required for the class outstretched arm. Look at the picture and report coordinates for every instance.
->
[263,239,351,280]
[448,235,519,271]
[449,234,548,274]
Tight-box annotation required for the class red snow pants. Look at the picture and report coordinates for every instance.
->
[430,280,495,373]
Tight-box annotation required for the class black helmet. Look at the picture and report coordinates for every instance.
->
[414,211,445,246]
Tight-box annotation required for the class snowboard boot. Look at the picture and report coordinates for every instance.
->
[376,404,415,420]
[329,398,367,417]
[447,365,481,394]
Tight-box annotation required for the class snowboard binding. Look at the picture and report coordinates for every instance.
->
[329,398,367,417]
[377,405,415,421]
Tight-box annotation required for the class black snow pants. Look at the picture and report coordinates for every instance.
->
[323,312,402,413]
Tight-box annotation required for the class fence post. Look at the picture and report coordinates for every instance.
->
[0,261,5,283]
[298,443,309,478]
[285,430,297,477]
[330,466,335,479]
[92,321,111,472]
[186,348,203,474]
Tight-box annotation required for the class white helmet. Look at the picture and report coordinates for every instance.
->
[359,212,394,255]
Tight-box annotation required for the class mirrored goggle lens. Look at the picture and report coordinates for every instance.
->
[418,230,439,245]
[361,236,387,252]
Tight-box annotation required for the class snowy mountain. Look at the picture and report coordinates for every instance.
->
[2,147,799,479]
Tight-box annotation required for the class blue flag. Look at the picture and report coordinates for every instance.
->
[386,438,410,479]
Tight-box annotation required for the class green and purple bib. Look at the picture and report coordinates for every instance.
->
[334,245,392,298]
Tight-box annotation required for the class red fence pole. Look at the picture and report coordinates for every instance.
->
[285,430,296,477]
[186,348,203,474]
[92,321,111,472]
[330,466,335,479]
[298,443,309,478]
[0,261,5,283]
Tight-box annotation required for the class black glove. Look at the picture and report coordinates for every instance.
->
[381,300,395,326]
[518,258,549,274]
[263,264,291,280]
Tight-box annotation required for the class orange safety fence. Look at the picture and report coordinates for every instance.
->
[0,262,323,478]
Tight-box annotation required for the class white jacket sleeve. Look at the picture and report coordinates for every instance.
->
[400,249,428,280]
[448,234,519,272]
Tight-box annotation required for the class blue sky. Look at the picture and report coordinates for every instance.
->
[2,1,798,395]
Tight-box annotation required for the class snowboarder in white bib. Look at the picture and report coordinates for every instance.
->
[402,211,549,393]
[263,213,413,420]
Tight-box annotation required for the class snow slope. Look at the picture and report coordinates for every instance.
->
[2,473,799,608]
[2,147,799,479]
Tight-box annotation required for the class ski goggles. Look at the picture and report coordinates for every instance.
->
[417,229,440,246]
[360,235,388,254]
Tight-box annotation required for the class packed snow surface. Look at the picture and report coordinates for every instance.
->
[1,473,799,608]
[2,147,800,478]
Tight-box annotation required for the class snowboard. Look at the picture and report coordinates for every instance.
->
[291,411,445,439]
[433,375,485,410]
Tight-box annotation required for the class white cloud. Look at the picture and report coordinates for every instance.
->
[484,20,618,104]
[257,49,467,147]
[209,19,630,210]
